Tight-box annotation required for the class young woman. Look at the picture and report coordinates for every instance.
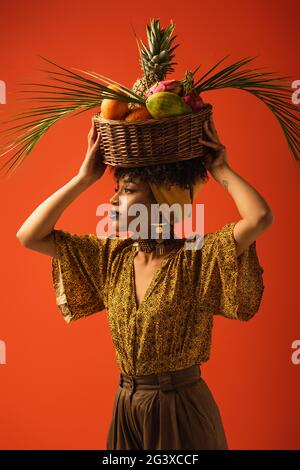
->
[16,116,274,450]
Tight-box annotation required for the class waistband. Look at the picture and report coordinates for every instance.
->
[119,364,201,392]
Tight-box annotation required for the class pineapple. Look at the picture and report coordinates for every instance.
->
[181,70,197,95]
[129,18,180,110]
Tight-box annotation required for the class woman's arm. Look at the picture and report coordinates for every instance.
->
[16,118,106,258]
[16,176,95,257]
[199,116,274,256]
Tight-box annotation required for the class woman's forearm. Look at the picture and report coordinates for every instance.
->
[210,163,273,223]
[16,175,94,244]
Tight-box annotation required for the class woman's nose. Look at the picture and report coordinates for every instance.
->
[109,192,119,205]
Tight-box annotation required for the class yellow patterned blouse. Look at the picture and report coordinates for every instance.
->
[51,222,265,375]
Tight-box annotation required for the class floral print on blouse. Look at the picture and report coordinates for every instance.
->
[51,222,265,375]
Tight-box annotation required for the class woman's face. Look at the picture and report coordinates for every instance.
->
[109,174,157,234]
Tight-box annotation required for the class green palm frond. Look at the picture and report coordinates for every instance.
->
[0,55,145,177]
[194,55,300,161]
[0,54,299,178]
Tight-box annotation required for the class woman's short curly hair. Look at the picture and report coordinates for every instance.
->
[109,157,209,190]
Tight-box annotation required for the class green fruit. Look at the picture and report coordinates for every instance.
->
[146,92,192,119]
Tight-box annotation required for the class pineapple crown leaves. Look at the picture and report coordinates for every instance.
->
[138,18,179,76]
[146,18,176,56]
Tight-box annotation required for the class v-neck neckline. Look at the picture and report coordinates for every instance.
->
[130,244,180,313]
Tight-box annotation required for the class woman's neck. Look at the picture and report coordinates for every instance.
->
[133,224,183,259]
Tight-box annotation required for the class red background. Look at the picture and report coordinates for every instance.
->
[0,0,299,450]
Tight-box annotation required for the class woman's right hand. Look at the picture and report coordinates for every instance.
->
[77,117,107,184]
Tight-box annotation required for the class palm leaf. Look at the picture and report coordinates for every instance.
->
[0,55,145,177]
[194,55,300,161]
[0,54,299,178]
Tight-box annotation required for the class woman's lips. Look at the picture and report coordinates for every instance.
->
[110,211,119,219]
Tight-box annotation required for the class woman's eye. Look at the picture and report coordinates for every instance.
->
[114,187,132,193]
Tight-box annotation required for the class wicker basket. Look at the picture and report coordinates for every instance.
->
[94,103,213,168]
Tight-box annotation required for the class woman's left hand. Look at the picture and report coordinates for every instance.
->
[198,115,228,172]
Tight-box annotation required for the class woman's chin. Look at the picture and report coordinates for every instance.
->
[110,218,118,226]
[110,218,124,233]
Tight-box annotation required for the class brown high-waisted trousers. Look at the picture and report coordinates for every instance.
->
[106,364,228,450]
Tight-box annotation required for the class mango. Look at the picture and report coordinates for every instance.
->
[146,91,192,119]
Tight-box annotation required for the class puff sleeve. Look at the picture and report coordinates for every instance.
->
[51,229,111,323]
[187,222,265,321]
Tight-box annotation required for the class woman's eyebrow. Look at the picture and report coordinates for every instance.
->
[115,176,138,187]
[123,177,137,185]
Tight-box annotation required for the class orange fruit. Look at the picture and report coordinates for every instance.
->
[100,84,128,120]
[124,106,153,122]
